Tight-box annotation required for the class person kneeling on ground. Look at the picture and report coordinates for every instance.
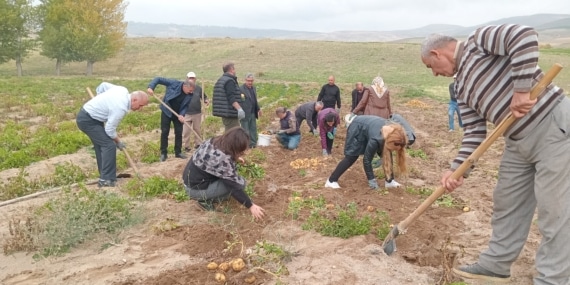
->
[275,107,301,150]
[182,126,265,220]
[317,108,340,155]
[325,115,407,190]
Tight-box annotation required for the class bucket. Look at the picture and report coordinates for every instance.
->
[257,134,272,147]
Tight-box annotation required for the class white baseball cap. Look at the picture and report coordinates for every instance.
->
[186,71,196,78]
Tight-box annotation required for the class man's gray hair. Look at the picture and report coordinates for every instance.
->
[245,73,254,79]
[420,34,457,58]
[315,101,324,107]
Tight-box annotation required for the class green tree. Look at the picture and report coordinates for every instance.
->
[0,0,37,76]
[39,0,127,76]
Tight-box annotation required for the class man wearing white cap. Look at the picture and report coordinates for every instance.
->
[183,71,209,151]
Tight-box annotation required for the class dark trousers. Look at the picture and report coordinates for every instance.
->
[328,155,358,182]
[160,112,183,155]
[76,108,117,181]
[240,115,258,148]
[185,180,231,202]
[296,114,318,132]
[325,137,334,154]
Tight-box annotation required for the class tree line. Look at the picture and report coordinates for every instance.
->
[0,0,126,76]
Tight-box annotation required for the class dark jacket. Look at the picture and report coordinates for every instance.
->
[280,111,300,135]
[148,77,192,117]
[317,84,341,109]
[294,102,318,131]
[239,84,260,119]
[213,73,242,118]
[351,88,365,112]
[317,108,340,149]
[344,115,388,180]
[390,113,416,146]
[186,85,208,115]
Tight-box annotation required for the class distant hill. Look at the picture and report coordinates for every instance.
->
[127,14,570,44]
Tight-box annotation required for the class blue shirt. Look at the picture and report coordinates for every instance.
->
[83,86,131,139]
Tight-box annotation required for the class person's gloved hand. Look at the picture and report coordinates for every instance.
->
[116,141,126,150]
[368,179,379,189]
[237,108,245,120]
[327,132,334,139]
[385,180,402,189]
[310,129,318,136]
[322,149,328,156]
[277,130,286,134]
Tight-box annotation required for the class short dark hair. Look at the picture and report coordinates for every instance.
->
[223,62,235,73]
[212,126,249,161]
[325,113,336,123]
[183,79,195,88]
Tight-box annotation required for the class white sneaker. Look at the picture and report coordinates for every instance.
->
[448,129,454,132]
[385,180,401,189]
[325,180,341,189]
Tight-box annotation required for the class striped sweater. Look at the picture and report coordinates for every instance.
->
[453,24,564,173]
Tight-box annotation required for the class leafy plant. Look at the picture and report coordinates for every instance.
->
[407,148,428,160]
[286,192,326,220]
[435,194,459,208]
[302,202,373,238]
[249,240,292,276]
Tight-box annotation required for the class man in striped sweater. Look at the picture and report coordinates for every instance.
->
[421,24,569,285]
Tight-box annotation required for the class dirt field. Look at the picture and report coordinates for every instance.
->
[0,97,541,285]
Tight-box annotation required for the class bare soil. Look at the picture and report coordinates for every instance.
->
[0,98,541,285]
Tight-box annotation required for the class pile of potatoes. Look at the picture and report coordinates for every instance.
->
[404,99,431,109]
[289,158,322,170]
[207,258,256,284]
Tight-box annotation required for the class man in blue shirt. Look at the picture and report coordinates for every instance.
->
[77,85,148,187]
[147,78,194,161]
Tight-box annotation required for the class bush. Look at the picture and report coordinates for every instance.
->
[125,176,188,202]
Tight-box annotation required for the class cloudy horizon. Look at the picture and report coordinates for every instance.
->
[125,0,569,32]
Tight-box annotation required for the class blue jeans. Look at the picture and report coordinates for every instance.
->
[448,100,463,130]
[276,133,301,150]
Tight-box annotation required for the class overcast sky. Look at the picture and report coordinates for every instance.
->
[125,0,570,32]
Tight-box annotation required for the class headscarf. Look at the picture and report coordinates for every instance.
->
[370,76,388,99]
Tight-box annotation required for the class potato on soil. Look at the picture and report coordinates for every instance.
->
[463,206,470,212]
[206,262,218,270]
[366,206,375,212]
[215,272,226,283]
[244,275,256,284]
[218,262,230,272]
[325,204,335,210]
[231,258,246,272]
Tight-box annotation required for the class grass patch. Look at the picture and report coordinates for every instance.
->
[249,240,292,276]
[407,148,428,159]
[0,163,94,201]
[2,187,143,257]
[125,176,188,202]
[286,192,326,220]
[405,186,433,198]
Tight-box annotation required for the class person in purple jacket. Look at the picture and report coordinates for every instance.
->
[317,108,340,156]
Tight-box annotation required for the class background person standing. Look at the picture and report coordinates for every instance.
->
[212,62,245,132]
[317,75,341,111]
[183,71,209,151]
[239,73,261,148]
[448,79,463,132]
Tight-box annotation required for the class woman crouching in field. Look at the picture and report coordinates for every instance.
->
[183,126,265,220]
[325,115,407,190]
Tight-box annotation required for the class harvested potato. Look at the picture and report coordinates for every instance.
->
[206,262,218,270]
[244,275,256,284]
[463,206,470,212]
[325,204,335,210]
[294,197,302,201]
[215,272,226,283]
[218,262,230,272]
[366,206,375,212]
[389,224,394,228]
[231,258,246,272]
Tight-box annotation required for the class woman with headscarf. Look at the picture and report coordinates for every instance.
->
[351,76,392,119]
[183,126,265,220]
[324,115,408,190]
